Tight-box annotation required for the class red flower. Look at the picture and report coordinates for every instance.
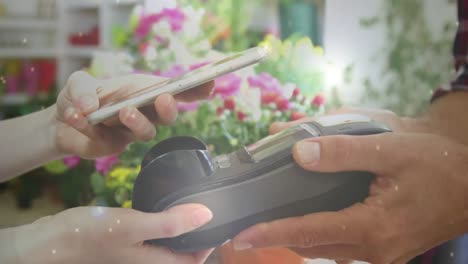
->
[276,97,291,111]
[224,97,236,110]
[139,42,149,55]
[290,111,307,121]
[292,87,301,98]
[216,107,225,116]
[312,94,325,107]
[237,111,247,121]
[261,91,279,104]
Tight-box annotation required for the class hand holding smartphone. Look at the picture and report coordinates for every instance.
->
[87,46,270,125]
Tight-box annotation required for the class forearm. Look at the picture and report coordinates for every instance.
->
[0,105,64,182]
[0,227,19,264]
[0,219,65,264]
[397,93,468,144]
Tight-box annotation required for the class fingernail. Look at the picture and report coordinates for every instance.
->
[163,94,177,122]
[233,241,252,251]
[164,94,175,109]
[191,208,213,228]
[79,95,98,112]
[296,141,321,165]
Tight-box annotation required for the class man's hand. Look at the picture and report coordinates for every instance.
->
[233,133,468,264]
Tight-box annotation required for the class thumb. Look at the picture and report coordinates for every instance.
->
[293,133,400,175]
[65,71,101,114]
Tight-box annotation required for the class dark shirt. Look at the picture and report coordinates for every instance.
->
[432,0,468,101]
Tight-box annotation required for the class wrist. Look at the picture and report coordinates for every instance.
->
[13,218,70,264]
[0,105,67,181]
[41,105,67,158]
[399,116,434,134]
[426,92,468,145]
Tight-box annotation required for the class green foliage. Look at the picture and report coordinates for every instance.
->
[181,0,279,51]
[43,160,68,175]
[360,0,455,116]
[90,172,106,195]
[256,35,326,97]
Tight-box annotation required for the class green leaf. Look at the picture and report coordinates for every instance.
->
[359,16,379,27]
[112,26,129,48]
[43,160,68,175]
[90,172,106,195]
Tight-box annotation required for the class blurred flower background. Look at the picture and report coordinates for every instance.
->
[0,0,459,263]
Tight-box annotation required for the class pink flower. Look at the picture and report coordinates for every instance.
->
[156,65,187,78]
[135,8,186,38]
[177,101,200,112]
[265,27,280,38]
[312,94,325,107]
[63,156,80,169]
[155,35,168,45]
[160,8,186,32]
[212,74,242,99]
[136,14,163,38]
[95,155,119,175]
[189,61,211,71]
[248,73,283,95]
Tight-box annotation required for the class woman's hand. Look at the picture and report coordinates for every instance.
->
[53,71,214,159]
[232,133,468,264]
[0,72,213,182]
[0,71,213,183]
[3,204,214,264]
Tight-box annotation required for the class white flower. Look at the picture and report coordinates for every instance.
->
[152,20,172,39]
[144,45,158,62]
[191,40,212,54]
[282,82,296,99]
[182,6,205,38]
[238,85,261,121]
[90,51,134,78]
[150,49,174,71]
[169,35,198,65]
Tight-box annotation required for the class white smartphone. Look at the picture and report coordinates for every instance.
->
[87,46,270,125]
